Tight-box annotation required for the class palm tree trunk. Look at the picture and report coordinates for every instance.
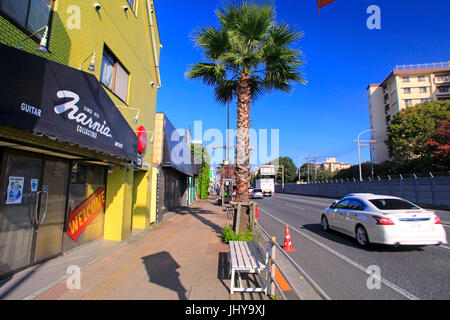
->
[235,73,251,203]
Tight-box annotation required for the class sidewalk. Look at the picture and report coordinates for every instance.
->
[0,198,268,300]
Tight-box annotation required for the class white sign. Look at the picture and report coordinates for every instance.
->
[31,179,38,192]
[260,165,275,176]
[6,176,24,205]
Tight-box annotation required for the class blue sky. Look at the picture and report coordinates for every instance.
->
[154,0,450,168]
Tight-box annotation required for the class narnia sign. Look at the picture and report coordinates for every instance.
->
[66,188,106,242]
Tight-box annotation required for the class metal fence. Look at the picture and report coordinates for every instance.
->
[275,176,450,208]
[252,222,330,300]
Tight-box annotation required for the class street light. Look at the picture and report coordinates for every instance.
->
[354,130,376,182]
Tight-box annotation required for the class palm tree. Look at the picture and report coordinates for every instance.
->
[186,0,306,202]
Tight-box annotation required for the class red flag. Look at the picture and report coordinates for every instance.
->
[318,0,336,13]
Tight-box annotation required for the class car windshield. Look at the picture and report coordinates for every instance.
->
[369,199,420,211]
[254,189,262,192]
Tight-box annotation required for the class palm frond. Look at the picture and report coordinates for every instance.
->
[192,26,229,60]
[185,63,226,86]
[214,80,238,105]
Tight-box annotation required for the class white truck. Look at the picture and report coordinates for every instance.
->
[256,178,274,197]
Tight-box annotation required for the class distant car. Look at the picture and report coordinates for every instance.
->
[321,193,447,248]
[263,190,272,197]
[249,188,254,196]
[251,188,264,199]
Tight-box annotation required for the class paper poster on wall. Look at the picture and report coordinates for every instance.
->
[6,176,24,204]
[31,179,38,192]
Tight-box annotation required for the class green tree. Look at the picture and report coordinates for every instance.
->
[191,144,211,199]
[386,101,450,170]
[268,157,298,183]
[186,1,305,202]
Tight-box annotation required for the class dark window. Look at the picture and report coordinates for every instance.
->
[369,199,420,211]
[100,47,130,103]
[335,199,351,209]
[348,199,366,211]
[0,0,53,39]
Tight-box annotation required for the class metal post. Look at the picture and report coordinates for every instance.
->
[270,237,276,297]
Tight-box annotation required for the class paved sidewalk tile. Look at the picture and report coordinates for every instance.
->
[32,199,269,301]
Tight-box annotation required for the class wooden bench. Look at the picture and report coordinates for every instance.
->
[228,241,270,294]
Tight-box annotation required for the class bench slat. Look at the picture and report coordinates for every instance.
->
[242,242,259,269]
[238,241,253,269]
[229,241,239,268]
[247,242,266,269]
[232,241,245,268]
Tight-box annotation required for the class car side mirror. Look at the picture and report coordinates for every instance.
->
[330,201,338,209]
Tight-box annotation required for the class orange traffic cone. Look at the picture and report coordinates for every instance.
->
[283,225,296,252]
[255,206,260,219]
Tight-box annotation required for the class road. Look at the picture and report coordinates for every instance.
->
[254,194,450,300]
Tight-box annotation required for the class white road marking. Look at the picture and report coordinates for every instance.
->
[258,207,420,300]
[439,245,450,250]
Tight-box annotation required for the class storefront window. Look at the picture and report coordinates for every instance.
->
[64,162,107,252]
[0,0,53,39]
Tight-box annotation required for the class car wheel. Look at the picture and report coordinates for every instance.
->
[355,225,369,248]
[321,215,330,232]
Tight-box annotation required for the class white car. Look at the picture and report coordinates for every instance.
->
[251,188,264,199]
[321,193,447,248]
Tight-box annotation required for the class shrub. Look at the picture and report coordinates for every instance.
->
[221,225,253,244]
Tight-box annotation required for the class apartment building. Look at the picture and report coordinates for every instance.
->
[320,158,351,173]
[367,62,450,164]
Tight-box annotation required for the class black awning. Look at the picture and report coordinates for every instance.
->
[162,115,194,177]
[0,44,138,162]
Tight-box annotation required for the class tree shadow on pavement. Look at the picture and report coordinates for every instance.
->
[141,251,187,300]
[174,206,224,236]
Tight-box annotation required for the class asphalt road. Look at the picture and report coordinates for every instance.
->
[254,194,450,300]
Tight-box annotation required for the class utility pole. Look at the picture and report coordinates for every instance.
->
[354,130,376,182]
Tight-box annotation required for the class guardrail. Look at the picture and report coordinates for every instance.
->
[395,62,450,70]
[252,222,331,300]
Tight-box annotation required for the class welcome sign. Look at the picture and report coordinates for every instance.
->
[66,188,106,242]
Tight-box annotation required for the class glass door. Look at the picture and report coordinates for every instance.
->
[0,152,42,276]
[33,159,69,263]
[0,150,69,277]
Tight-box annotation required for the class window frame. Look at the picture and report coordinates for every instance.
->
[418,75,426,82]
[100,46,130,104]
[0,0,55,46]
[403,87,411,94]
[402,76,410,83]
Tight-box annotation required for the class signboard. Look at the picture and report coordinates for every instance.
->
[0,44,138,161]
[66,188,106,242]
[260,165,276,176]
[6,176,24,204]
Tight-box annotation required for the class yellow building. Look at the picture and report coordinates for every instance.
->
[367,62,450,163]
[0,0,161,278]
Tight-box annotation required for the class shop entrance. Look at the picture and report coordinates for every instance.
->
[0,150,69,278]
